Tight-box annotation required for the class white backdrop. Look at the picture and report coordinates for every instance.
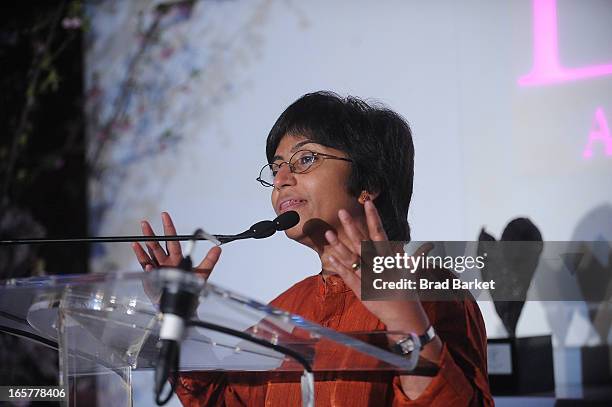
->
[85,0,612,364]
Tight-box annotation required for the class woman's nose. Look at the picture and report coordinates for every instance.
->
[274,163,296,189]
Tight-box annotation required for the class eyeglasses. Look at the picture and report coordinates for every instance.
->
[256,149,353,188]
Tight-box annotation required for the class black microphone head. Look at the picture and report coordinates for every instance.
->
[250,220,275,239]
[274,211,300,231]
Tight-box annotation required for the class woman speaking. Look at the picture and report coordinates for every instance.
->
[132,91,493,406]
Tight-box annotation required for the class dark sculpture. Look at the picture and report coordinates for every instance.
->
[478,218,543,337]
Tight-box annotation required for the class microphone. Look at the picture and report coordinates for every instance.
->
[274,210,300,231]
[0,211,300,246]
[214,211,299,244]
[0,212,300,405]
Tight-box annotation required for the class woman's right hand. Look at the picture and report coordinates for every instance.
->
[131,212,222,280]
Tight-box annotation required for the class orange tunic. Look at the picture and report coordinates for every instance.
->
[175,274,493,406]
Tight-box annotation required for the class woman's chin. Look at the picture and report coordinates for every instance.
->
[283,226,304,241]
[281,218,335,251]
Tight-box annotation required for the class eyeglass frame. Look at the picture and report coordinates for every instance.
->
[256,149,353,188]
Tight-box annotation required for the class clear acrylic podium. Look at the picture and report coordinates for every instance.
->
[0,269,437,406]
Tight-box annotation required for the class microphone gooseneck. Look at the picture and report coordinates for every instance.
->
[249,220,275,239]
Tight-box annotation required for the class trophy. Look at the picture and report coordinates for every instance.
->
[478,218,554,395]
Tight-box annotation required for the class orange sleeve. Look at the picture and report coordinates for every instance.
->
[391,300,494,407]
[391,344,475,406]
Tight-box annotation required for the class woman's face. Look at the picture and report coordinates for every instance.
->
[270,134,362,246]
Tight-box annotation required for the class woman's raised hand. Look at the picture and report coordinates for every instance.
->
[323,200,433,334]
[131,212,221,280]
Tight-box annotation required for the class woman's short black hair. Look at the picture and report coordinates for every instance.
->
[265,91,414,241]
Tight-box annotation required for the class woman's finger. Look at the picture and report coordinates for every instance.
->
[141,220,167,264]
[325,229,363,280]
[132,242,153,271]
[194,246,222,279]
[325,230,360,266]
[408,242,435,271]
[145,244,161,267]
[338,209,367,254]
[328,255,362,297]
[161,212,182,260]
[364,200,388,241]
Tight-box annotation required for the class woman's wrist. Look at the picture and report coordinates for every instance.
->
[385,321,442,363]
[382,305,431,343]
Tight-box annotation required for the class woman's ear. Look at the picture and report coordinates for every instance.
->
[358,190,380,204]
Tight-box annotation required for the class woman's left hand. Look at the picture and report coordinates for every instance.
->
[327,200,444,400]
[324,200,433,338]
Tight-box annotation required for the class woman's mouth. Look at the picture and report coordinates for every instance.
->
[279,199,307,213]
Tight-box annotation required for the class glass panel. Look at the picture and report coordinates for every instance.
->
[1,269,438,405]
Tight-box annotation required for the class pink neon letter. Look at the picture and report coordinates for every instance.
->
[583,108,612,159]
[519,0,612,86]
